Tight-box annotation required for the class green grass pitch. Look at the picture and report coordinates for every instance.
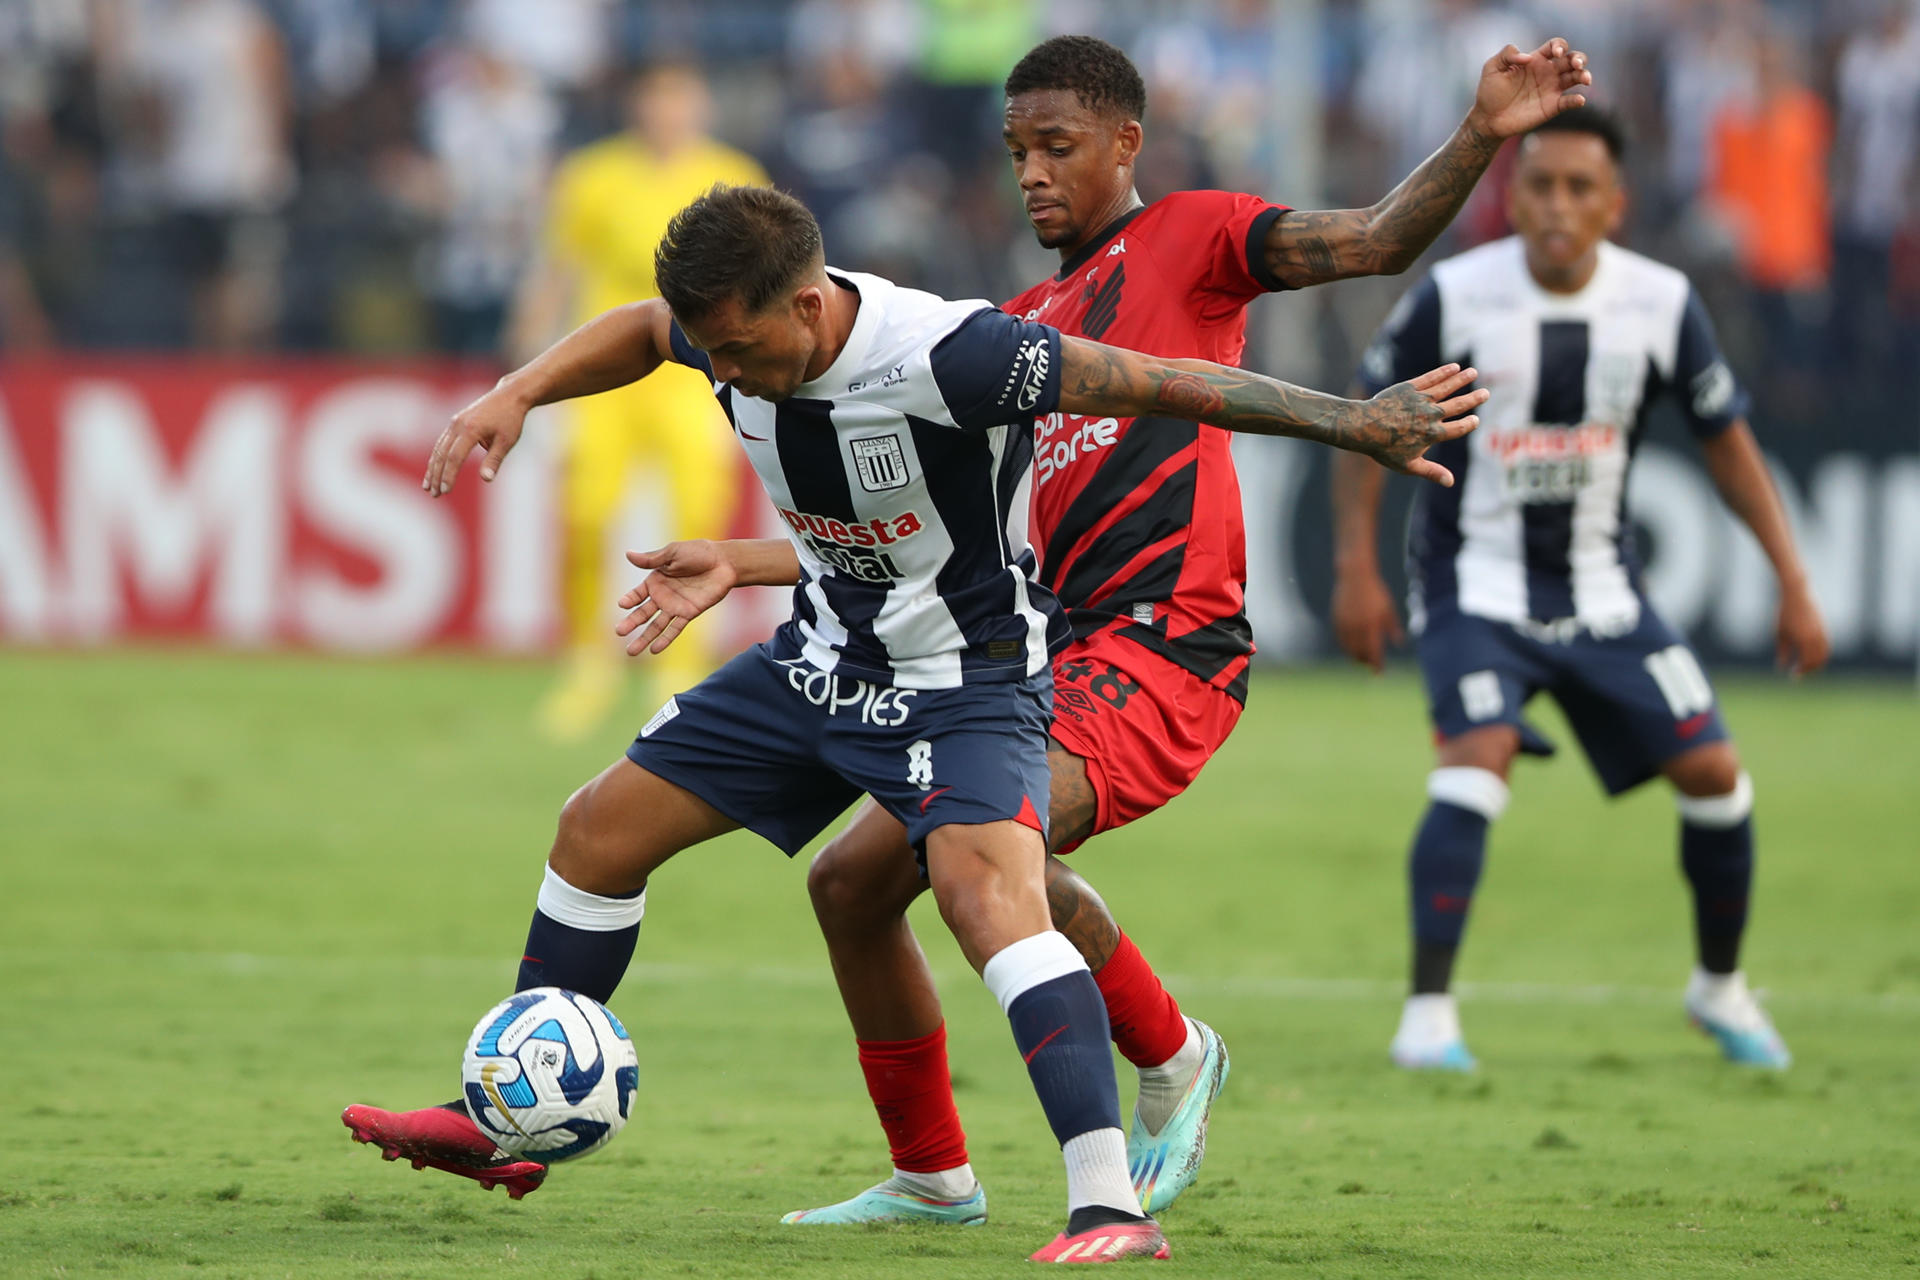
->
[5,649,1917,1278]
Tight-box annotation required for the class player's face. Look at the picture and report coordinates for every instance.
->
[677,293,818,402]
[1004,90,1141,251]
[1508,133,1625,284]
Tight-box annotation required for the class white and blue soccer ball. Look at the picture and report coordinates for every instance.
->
[461,987,639,1161]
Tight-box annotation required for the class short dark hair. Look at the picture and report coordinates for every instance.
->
[1004,35,1147,123]
[1526,106,1627,163]
[654,185,823,320]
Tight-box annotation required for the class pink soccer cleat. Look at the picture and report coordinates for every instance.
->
[1029,1220,1170,1263]
[342,1103,548,1200]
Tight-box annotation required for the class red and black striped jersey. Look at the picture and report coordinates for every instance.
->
[1003,189,1289,702]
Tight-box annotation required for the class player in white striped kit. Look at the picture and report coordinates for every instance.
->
[349,184,1485,1261]
[1334,109,1829,1072]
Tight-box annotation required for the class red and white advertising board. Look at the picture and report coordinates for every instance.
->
[0,359,563,652]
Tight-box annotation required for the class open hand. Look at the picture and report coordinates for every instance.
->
[1471,39,1591,140]
[423,386,528,496]
[615,541,739,656]
[1351,364,1487,486]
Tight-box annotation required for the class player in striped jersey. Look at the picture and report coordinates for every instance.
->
[346,184,1481,1262]
[1334,109,1830,1073]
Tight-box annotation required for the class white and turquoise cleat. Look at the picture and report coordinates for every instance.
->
[1127,1019,1230,1214]
[1686,969,1790,1069]
[1390,993,1477,1072]
[779,1177,987,1226]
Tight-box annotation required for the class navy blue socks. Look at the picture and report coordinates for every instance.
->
[513,866,646,1003]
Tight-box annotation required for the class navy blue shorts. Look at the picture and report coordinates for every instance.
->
[626,644,1052,857]
[1417,602,1729,795]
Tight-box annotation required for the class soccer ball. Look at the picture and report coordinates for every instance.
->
[461,987,639,1162]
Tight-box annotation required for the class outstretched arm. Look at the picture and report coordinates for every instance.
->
[423,299,676,495]
[1057,335,1486,485]
[1699,421,1830,675]
[1263,38,1591,288]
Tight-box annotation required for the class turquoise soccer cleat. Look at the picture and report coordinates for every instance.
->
[779,1177,987,1226]
[1389,993,1477,1072]
[1127,1020,1229,1214]
[1686,969,1791,1069]
[1389,1039,1479,1072]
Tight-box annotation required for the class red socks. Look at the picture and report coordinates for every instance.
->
[855,934,1184,1170]
[856,1023,969,1173]
[1093,932,1188,1068]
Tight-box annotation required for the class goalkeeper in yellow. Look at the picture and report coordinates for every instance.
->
[510,62,767,741]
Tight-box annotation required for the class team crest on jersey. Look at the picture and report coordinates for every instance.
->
[851,434,910,492]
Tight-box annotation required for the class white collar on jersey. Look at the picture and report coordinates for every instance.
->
[794,268,883,400]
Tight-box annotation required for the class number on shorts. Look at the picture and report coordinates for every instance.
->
[1458,670,1504,722]
[906,739,934,791]
[1643,645,1714,719]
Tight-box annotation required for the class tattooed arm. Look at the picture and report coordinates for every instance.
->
[1263,39,1591,288]
[1056,335,1486,486]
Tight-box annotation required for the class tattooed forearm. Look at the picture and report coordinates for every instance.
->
[1056,335,1470,477]
[1263,116,1502,288]
[1154,372,1228,422]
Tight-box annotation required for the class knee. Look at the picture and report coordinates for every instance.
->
[549,782,639,894]
[806,835,912,939]
[1669,745,1746,806]
[1675,765,1753,829]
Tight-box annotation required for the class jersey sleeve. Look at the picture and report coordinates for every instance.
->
[665,319,715,379]
[1356,275,1442,394]
[1670,286,1749,438]
[927,307,1063,429]
[1152,190,1293,308]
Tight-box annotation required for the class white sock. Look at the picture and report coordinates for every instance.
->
[1687,967,1765,1026]
[1395,993,1463,1047]
[1132,1017,1203,1134]
[1062,1128,1140,1217]
[888,1164,977,1200]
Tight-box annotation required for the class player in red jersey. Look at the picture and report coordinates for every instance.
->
[758,35,1595,1227]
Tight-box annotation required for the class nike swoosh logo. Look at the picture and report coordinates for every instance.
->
[738,427,768,441]
[1023,1023,1069,1063]
[919,786,954,813]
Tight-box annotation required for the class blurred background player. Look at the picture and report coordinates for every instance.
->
[509,61,768,742]
[751,33,1589,1224]
[1332,107,1831,1074]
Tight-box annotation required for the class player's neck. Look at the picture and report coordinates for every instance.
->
[1057,190,1146,265]
[1525,246,1602,295]
[802,277,862,382]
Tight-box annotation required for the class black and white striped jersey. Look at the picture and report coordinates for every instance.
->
[666,269,1069,688]
[1359,237,1748,633]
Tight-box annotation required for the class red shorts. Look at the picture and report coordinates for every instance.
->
[1046,628,1245,854]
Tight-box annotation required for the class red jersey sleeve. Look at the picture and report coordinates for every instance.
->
[1146,189,1291,318]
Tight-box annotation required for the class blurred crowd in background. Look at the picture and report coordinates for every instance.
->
[1,0,1916,432]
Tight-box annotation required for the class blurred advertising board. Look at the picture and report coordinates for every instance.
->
[0,359,553,652]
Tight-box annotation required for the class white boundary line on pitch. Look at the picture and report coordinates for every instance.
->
[18,950,1920,1015]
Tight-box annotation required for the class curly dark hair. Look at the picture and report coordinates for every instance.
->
[654,184,823,320]
[1003,35,1146,122]
[1527,105,1627,163]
